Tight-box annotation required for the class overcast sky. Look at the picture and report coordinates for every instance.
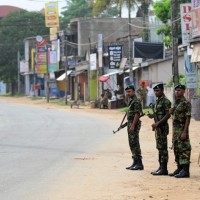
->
[0,0,67,15]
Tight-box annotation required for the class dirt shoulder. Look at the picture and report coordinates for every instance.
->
[1,96,200,200]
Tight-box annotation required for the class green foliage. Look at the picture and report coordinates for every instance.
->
[60,0,92,28]
[89,0,109,16]
[98,6,119,17]
[167,74,186,87]
[90,0,137,17]
[153,0,188,48]
[120,106,128,113]
[156,24,171,48]
[143,107,152,114]
[120,107,152,116]
[153,0,171,23]
[0,10,48,92]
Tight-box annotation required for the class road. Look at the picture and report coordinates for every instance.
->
[0,97,199,200]
[0,100,113,200]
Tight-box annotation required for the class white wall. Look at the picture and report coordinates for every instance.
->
[146,55,185,85]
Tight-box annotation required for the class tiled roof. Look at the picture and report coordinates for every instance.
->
[0,5,23,18]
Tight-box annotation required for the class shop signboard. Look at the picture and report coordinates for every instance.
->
[45,2,59,28]
[108,45,122,69]
[180,3,192,44]
[185,54,198,88]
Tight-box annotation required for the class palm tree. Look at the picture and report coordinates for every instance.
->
[90,0,135,17]
[92,0,153,41]
[90,0,152,18]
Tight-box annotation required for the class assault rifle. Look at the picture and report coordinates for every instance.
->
[113,112,145,134]
[148,103,162,134]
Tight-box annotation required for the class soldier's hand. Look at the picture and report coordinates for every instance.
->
[169,108,174,114]
[129,126,134,134]
[152,122,159,129]
[181,132,187,140]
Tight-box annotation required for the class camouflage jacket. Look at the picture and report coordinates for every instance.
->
[127,94,142,122]
[155,94,171,122]
[172,96,191,125]
[136,87,147,98]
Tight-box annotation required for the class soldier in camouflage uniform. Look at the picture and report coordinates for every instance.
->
[125,85,144,170]
[169,84,191,178]
[148,83,171,175]
[136,82,147,108]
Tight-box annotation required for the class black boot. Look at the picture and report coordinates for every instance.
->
[151,164,161,174]
[151,155,161,174]
[152,162,168,175]
[126,159,136,170]
[174,164,190,178]
[169,163,182,176]
[130,159,144,170]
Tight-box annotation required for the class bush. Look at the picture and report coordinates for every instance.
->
[167,74,186,87]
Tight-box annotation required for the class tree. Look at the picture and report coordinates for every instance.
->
[0,10,49,95]
[153,0,171,48]
[167,74,186,86]
[153,0,189,48]
[60,0,92,28]
[90,0,152,41]
[90,0,136,17]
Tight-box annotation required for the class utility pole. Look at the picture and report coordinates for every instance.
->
[33,47,36,97]
[46,48,50,103]
[143,0,149,42]
[128,0,134,85]
[64,56,68,105]
[88,35,91,101]
[172,0,179,86]
[17,50,21,94]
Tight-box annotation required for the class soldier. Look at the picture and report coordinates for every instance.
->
[136,82,147,108]
[125,85,144,170]
[148,83,171,175]
[169,84,191,178]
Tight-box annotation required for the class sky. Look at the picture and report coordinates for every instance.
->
[0,0,67,15]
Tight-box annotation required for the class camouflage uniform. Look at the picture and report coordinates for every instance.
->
[136,87,147,108]
[154,94,171,163]
[127,94,143,161]
[172,96,191,165]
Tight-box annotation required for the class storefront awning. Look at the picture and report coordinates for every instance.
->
[99,76,110,82]
[125,66,139,73]
[191,44,200,63]
[103,70,123,77]
[75,62,89,72]
[56,70,72,81]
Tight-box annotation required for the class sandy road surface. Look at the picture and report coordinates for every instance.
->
[0,96,199,200]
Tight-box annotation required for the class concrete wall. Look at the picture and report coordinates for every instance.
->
[142,55,185,85]
[70,17,143,56]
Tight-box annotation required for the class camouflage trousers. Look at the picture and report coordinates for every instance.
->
[155,124,169,163]
[173,125,191,165]
[127,120,142,160]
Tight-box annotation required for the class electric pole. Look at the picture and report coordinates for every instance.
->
[143,0,149,42]
[17,50,21,94]
[88,35,91,101]
[172,0,179,86]
[128,0,134,85]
